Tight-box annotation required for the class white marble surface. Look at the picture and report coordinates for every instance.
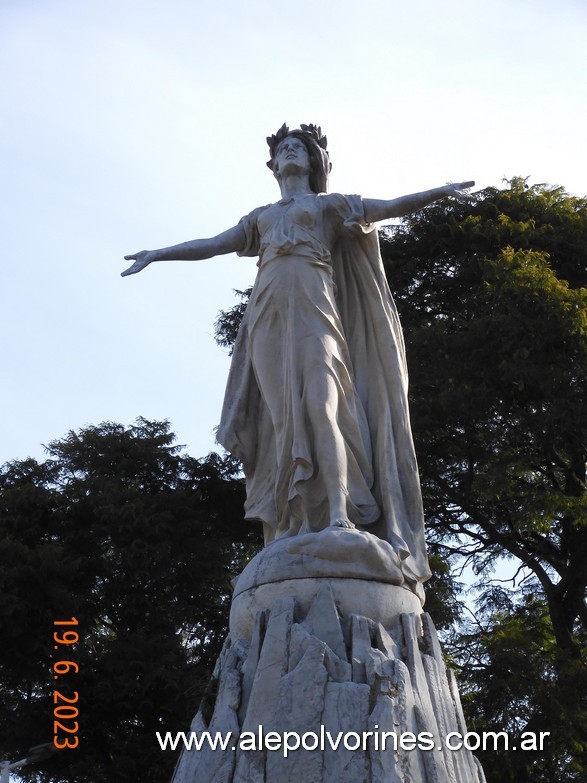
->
[230,578,421,643]
[172,585,486,783]
[232,528,406,593]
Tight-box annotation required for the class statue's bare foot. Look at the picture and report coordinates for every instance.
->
[331,519,355,529]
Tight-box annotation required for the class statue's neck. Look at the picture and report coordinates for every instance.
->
[279,173,312,200]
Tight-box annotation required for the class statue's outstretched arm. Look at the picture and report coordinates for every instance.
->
[363,181,475,223]
[121,223,247,277]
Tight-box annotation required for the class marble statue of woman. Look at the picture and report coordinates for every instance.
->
[123,123,473,593]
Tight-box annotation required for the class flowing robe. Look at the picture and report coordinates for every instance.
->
[217,192,431,589]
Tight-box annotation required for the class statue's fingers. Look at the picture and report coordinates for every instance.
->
[121,263,140,277]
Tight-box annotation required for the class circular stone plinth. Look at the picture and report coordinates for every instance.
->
[230,576,422,641]
[229,527,423,640]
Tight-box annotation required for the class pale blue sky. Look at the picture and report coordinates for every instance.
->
[1,0,586,465]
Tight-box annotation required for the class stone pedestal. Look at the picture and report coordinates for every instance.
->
[171,530,485,783]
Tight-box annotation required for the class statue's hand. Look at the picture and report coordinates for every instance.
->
[446,181,475,200]
[121,250,155,277]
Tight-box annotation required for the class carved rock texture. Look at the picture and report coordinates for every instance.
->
[171,584,486,783]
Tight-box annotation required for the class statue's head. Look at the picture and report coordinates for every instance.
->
[266,123,332,194]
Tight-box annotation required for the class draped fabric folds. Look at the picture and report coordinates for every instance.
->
[217,193,430,591]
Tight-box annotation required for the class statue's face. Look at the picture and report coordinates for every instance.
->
[274,135,311,176]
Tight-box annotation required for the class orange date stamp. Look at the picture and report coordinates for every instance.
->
[52,617,79,750]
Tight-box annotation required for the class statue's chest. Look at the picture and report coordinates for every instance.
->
[258,197,326,240]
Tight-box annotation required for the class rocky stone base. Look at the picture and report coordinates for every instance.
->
[171,582,486,783]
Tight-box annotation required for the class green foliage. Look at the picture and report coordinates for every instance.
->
[447,588,587,782]
[380,178,587,780]
[0,419,261,783]
[419,548,465,631]
[214,288,251,354]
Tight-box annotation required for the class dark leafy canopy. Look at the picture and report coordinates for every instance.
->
[0,419,261,783]
[379,179,587,781]
[449,585,587,783]
[380,178,587,656]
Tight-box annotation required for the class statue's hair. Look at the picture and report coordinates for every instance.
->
[266,123,332,194]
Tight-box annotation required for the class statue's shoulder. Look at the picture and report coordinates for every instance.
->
[317,192,364,220]
[238,202,274,230]
[318,192,359,204]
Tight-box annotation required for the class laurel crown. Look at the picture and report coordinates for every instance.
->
[266,123,328,160]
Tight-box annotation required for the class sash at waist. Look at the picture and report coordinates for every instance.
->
[258,242,332,269]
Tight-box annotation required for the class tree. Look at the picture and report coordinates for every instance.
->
[379,178,587,655]
[447,584,587,782]
[379,178,587,780]
[0,419,261,782]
